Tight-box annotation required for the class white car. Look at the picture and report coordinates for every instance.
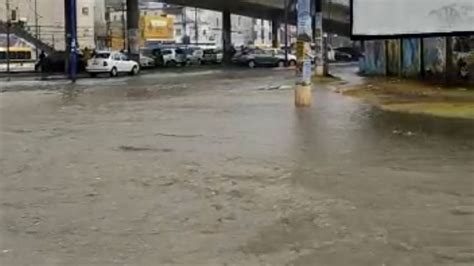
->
[161,48,187,67]
[86,51,140,77]
[139,54,156,68]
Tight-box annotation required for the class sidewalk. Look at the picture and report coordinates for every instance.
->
[0,72,85,82]
[336,77,474,119]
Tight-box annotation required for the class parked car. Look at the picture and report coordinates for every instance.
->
[184,47,204,65]
[160,48,187,67]
[234,49,297,68]
[37,51,87,73]
[334,47,363,60]
[139,54,156,68]
[334,50,353,62]
[202,49,223,64]
[86,51,140,77]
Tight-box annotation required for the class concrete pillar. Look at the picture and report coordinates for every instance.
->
[272,20,280,48]
[222,10,232,63]
[126,0,140,61]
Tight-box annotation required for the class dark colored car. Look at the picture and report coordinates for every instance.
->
[233,49,297,68]
[334,51,353,62]
[37,51,87,73]
[334,47,363,61]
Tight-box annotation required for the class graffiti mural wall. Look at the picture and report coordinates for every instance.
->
[386,40,401,76]
[402,38,421,77]
[359,36,473,84]
[423,37,446,77]
[360,40,386,75]
[454,36,474,83]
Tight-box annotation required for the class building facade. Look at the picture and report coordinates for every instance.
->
[105,2,274,49]
[0,0,105,50]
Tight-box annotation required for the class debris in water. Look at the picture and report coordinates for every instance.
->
[118,146,173,152]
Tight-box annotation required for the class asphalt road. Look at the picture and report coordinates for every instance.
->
[1,65,473,265]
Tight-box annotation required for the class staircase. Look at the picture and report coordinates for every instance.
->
[0,21,56,54]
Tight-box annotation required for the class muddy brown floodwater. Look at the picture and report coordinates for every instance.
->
[1,66,473,265]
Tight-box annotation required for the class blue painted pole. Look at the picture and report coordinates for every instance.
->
[67,0,78,81]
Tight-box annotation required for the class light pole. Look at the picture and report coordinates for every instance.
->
[34,0,39,58]
[284,0,288,65]
[194,7,198,44]
[65,0,77,81]
[6,0,11,77]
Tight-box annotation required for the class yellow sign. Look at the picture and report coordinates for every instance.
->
[296,40,305,60]
[140,16,174,40]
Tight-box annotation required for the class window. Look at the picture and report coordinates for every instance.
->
[161,50,172,55]
[120,54,129,61]
[94,53,111,59]
[113,54,121,61]
[11,10,17,21]
[263,50,273,55]
[176,29,182,37]
[82,7,89,16]
[0,52,6,60]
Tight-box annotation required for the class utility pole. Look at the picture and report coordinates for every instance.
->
[194,7,198,44]
[314,0,325,76]
[6,0,11,77]
[34,0,39,58]
[121,0,126,51]
[284,0,288,65]
[294,0,312,107]
[65,0,78,81]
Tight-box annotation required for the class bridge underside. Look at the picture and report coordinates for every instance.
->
[162,0,350,36]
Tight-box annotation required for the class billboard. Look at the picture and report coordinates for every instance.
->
[140,16,175,41]
[351,0,474,38]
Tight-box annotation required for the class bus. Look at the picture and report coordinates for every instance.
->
[0,47,36,72]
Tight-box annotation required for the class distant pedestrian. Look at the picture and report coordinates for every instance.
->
[37,51,46,71]
[37,51,47,79]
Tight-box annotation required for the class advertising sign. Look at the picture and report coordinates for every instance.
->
[140,16,175,40]
[352,0,474,38]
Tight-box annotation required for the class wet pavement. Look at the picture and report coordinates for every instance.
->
[1,65,473,265]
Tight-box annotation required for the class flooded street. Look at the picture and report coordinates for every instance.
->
[1,66,473,265]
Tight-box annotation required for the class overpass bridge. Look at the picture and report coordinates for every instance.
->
[161,0,350,36]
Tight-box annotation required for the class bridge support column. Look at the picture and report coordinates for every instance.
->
[271,19,280,48]
[126,0,140,62]
[222,10,232,63]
